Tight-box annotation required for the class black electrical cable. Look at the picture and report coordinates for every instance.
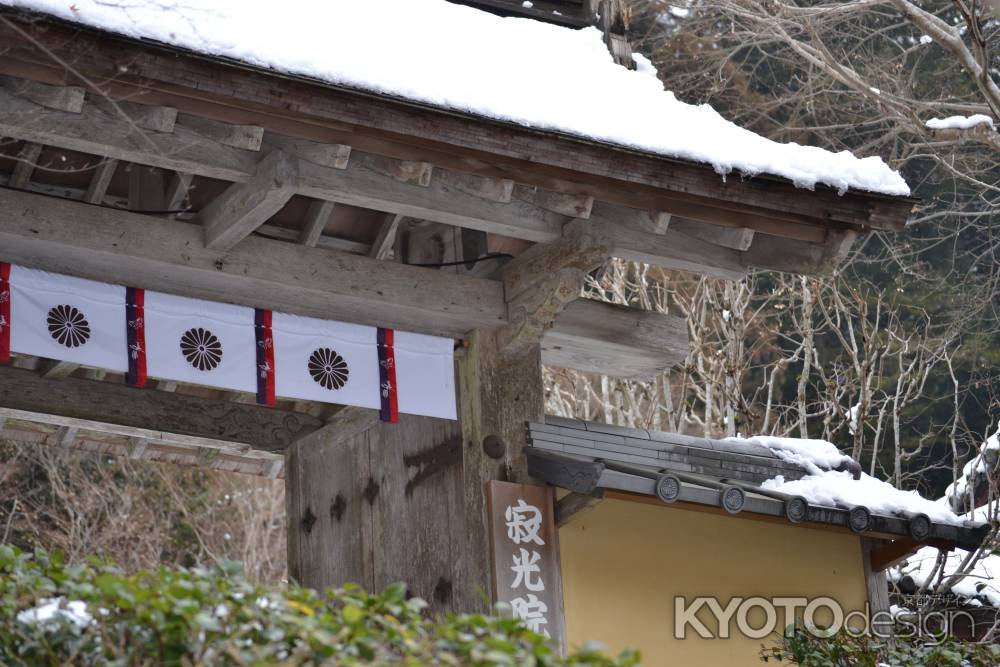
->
[406,253,514,268]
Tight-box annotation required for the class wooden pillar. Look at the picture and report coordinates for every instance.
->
[861,537,892,635]
[285,329,544,614]
[456,329,546,611]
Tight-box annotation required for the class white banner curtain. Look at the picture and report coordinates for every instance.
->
[9,266,127,372]
[3,264,457,420]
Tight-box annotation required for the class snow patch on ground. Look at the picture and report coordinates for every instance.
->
[926,114,996,130]
[0,0,909,196]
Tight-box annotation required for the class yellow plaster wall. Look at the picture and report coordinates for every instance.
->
[559,497,868,666]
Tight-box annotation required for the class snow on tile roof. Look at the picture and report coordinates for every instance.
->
[0,0,911,197]
[735,435,972,527]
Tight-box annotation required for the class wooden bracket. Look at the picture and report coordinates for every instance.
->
[200,149,299,250]
[497,219,613,355]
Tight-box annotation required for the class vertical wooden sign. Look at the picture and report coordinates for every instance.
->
[486,480,566,650]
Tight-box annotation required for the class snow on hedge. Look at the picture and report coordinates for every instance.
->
[0,0,909,196]
[926,114,996,131]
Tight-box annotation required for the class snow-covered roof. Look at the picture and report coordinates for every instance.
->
[529,418,984,538]
[0,0,910,197]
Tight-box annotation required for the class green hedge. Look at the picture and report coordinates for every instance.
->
[762,625,1000,666]
[0,546,638,666]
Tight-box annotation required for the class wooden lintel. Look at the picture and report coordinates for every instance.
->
[0,186,505,336]
[555,489,605,527]
[0,366,323,451]
[200,149,299,251]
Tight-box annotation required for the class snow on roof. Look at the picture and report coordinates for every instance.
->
[891,545,1000,607]
[763,470,969,526]
[926,114,996,131]
[732,434,972,527]
[0,0,910,197]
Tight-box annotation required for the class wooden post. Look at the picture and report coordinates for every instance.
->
[284,328,546,616]
[861,537,892,635]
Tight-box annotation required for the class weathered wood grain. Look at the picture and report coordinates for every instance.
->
[0,366,321,451]
[0,187,506,337]
[201,150,299,250]
[542,299,688,378]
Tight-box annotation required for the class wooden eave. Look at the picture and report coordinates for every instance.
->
[0,8,916,243]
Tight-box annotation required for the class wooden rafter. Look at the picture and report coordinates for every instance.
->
[0,16,914,237]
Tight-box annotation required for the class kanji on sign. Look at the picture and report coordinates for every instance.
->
[511,548,545,592]
[511,594,550,635]
[487,481,564,650]
[505,498,545,546]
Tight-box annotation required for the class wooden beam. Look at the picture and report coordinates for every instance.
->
[296,405,380,446]
[201,150,299,250]
[178,113,264,151]
[370,214,403,260]
[89,98,177,133]
[517,185,595,219]
[165,171,193,213]
[0,86,759,278]
[436,170,514,203]
[83,159,118,204]
[673,219,755,251]
[640,211,671,235]
[299,200,336,247]
[555,490,604,527]
[1,75,84,112]
[0,187,505,336]
[0,366,322,451]
[542,299,688,378]
[258,222,369,255]
[10,141,42,188]
[0,24,914,237]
